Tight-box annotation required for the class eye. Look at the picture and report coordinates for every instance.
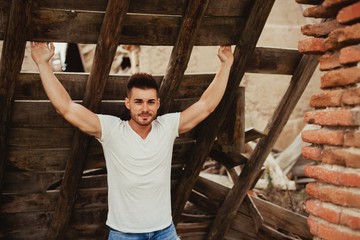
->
[148,100,157,105]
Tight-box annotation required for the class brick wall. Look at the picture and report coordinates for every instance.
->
[296,0,360,239]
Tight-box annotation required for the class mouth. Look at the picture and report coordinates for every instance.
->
[139,113,151,119]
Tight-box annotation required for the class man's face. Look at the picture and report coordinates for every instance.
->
[125,87,160,127]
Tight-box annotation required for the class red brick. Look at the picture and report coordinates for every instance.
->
[305,164,360,187]
[302,20,344,37]
[325,28,348,51]
[344,131,360,147]
[302,145,322,161]
[310,89,342,107]
[308,215,360,240]
[340,45,360,64]
[306,182,360,208]
[322,146,360,168]
[319,52,342,71]
[337,1,360,24]
[323,0,358,8]
[298,37,327,54]
[342,87,360,105]
[302,128,345,145]
[336,23,360,43]
[320,67,360,88]
[340,208,360,230]
[304,109,360,126]
[306,199,360,230]
[306,199,341,224]
[303,5,340,18]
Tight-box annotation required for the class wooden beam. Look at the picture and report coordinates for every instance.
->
[46,0,130,239]
[0,0,32,192]
[208,54,319,239]
[159,0,209,114]
[193,176,312,239]
[172,0,276,226]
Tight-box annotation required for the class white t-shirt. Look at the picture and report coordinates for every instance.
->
[97,113,180,233]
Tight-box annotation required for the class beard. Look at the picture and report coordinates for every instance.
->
[130,110,157,126]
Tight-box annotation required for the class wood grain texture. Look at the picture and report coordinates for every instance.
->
[47,0,130,239]
[159,0,209,114]
[0,0,32,191]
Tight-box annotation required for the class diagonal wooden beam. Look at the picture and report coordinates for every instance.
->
[207,54,319,239]
[159,0,210,114]
[46,1,130,239]
[172,0,276,225]
[0,0,32,192]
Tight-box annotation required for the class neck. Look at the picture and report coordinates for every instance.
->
[128,119,152,139]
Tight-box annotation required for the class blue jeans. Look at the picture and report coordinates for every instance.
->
[108,222,179,240]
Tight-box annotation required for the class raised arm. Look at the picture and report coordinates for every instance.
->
[31,42,101,138]
[179,46,234,134]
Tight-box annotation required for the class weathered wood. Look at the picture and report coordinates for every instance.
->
[6,135,192,172]
[209,148,248,169]
[8,128,75,148]
[246,48,302,75]
[0,208,108,238]
[0,0,32,192]
[10,100,193,127]
[245,128,266,143]
[217,87,245,153]
[193,177,312,239]
[0,0,252,17]
[159,0,209,114]
[27,10,244,45]
[47,1,130,239]
[172,0,275,229]
[2,171,64,193]
[0,188,108,213]
[209,54,319,239]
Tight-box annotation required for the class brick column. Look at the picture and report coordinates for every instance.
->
[297,0,360,239]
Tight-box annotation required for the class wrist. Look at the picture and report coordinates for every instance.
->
[220,61,233,69]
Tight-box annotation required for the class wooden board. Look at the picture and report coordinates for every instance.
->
[0,0,252,17]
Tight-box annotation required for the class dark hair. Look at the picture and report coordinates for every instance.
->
[127,73,159,96]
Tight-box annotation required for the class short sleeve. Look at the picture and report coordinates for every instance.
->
[96,114,121,144]
[156,112,180,138]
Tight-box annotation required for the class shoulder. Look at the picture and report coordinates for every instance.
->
[156,112,180,124]
[97,114,123,127]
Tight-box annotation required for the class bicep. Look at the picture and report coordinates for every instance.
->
[62,102,101,138]
[179,100,211,134]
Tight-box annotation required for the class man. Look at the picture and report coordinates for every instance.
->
[31,42,234,239]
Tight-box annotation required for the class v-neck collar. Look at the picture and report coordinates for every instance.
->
[126,121,153,141]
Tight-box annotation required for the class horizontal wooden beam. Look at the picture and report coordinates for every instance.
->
[0,0,252,17]
[13,48,301,97]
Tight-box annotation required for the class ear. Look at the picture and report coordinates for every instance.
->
[125,97,130,110]
[157,98,160,109]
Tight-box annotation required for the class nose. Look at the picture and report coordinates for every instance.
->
[142,102,149,111]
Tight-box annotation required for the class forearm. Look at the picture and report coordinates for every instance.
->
[199,61,232,112]
[37,62,73,115]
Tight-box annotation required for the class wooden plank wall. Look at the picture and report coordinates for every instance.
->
[0,0,304,239]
